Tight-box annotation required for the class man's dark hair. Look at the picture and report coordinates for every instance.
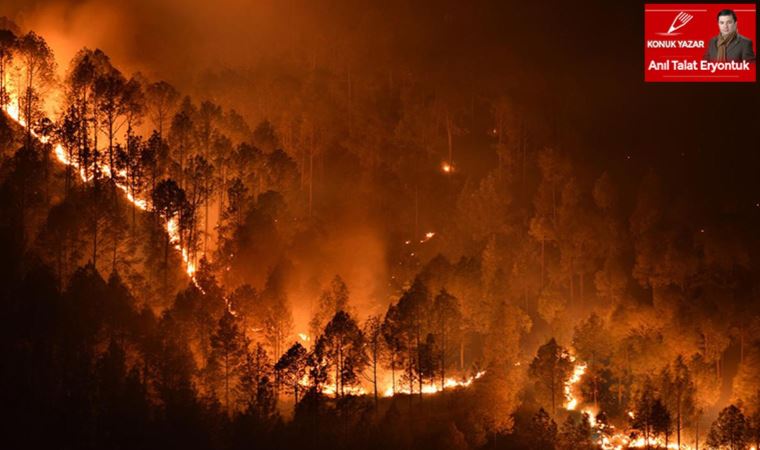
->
[717,9,737,22]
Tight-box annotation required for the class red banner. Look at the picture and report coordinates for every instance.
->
[644,4,756,82]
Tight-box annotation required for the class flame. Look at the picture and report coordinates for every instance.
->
[564,358,587,410]
[441,162,453,173]
[6,101,21,124]
[420,231,436,243]
[381,371,486,397]
[563,355,696,450]
[2,95,199,283]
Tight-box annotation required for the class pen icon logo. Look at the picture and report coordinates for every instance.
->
[667,11,693,34]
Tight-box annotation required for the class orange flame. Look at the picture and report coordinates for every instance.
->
[2,95,198,283]
[564,354,695,450]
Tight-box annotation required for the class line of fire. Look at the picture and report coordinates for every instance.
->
[1,2,759,450]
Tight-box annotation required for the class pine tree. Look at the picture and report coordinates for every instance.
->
[313,310,366,397]
[556,413,594,450]
[650,398,672,448]
[529,338,573,416]
[209,309,246,415]
[362,315,385,407]
[275,342,308,405]
[530,408,558,449]
[707,405,748,450]
[433,288,462,389]
[238,342,276,421]
[309,275,350,338]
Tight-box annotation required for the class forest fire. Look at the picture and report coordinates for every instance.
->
[2,90,198,281]
[563,356,697,450]
[2,5,759,450]
[563,358,587,411]
[381,371,486,397]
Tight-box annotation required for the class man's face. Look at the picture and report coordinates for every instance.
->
[718,14,737,36]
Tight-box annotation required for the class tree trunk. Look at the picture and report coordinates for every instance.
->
[541,239,545,288]
[391,353,395,395]
[225,352,230,416]
[204,193,209,258]
[440,326,446,390]
[373,345,378,408]
[579,271,584,306]
[163,232,169,295]
[677,394,682,449]
[92,217,98,269]
[347,68,353,137]
[414,186,419,239]
[446,110,453,165]
[550,375,555,416]
[308,146,314,218]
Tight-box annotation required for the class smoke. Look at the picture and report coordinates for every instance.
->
[287,224,389,335]
[2,0,295,84]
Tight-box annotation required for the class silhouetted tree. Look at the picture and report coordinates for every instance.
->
[362,314,385,407]
[169,109,194,187]
[433,288,461,389]
[651,398,673,448]
[314,310,366,397]
[146,80,179,140]
[707,405,748,450]
[275,342,308,405]
[0,28,16,109]
[151,178,186,290]
[209,309,246,415]
[237,342,276,420]
[16,31,56,143]
[530,408,558,450]
[310,275,350,338]
[93,64,129,180]
[556,413,594,450]
[529,338,573,416]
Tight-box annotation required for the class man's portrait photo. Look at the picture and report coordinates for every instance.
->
[704,9,756,62]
